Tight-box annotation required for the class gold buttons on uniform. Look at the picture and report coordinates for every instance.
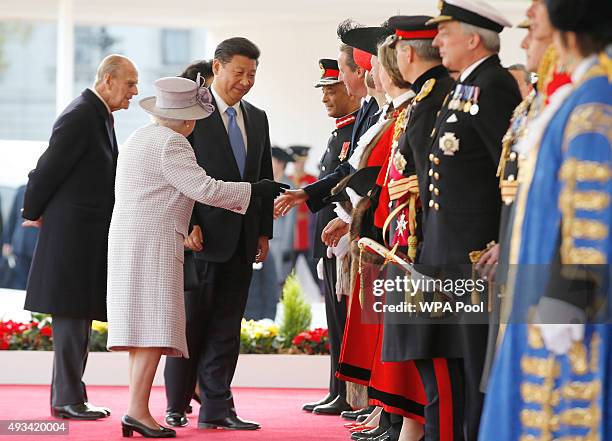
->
[434,172,440,180]
[429,169,433,176]
[510,152,517,161]
[434,188,440,196]
[429,184,434,191]
[433,157,440,165]
[429,200,434,208]
[434,203,439,210]
[429,153,434,161]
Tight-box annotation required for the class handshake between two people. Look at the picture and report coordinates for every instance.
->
[251,179,290,200]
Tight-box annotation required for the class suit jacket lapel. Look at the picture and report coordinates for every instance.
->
[241,101,259,181]
[82,89,115,154]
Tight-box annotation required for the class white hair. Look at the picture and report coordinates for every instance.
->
[460,23,500,53]
[94,54,134,85]
[150,115,187,131]
[396,39,441,62]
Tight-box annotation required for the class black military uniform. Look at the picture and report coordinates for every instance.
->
[385,4,522,440]
[301,59,358,414]
[315,112,356,402]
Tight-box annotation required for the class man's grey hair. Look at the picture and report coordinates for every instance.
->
[460,23,500,53]
[396,39,441,62]
[508,63,531,84]
[94,54,133,85]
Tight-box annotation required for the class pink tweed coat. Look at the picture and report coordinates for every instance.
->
[107,123,251,357]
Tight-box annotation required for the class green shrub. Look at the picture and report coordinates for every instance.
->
[279,273,312,348]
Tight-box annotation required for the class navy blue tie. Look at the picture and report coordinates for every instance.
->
[225,107,246,177]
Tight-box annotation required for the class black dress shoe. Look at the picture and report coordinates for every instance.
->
[198,414,260,430]
[121,415,176,438]
[313,396,352,415]
[351,426,388,440]
[301,393,334,412]
[51,403,106,420]
[372,432,390,441]
[356,414,370,423]
[85,402,111,417]
[165,412,188,427]
[341,405,376,420]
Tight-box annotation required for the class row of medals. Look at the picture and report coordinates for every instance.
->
[448,84,480,115]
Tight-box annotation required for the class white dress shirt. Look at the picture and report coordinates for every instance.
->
[211,84,248,150]
[460,55,493,82]
[89,87,111,114]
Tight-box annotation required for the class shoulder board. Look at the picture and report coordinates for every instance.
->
[336,114,356,129]
[416,78,436,102]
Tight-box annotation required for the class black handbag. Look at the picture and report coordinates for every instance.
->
[183,249,201,291]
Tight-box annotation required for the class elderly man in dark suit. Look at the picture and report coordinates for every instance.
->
[22,54,138,420]
[163,37,273,431]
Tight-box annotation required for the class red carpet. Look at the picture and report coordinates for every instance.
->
[0,386,349,440]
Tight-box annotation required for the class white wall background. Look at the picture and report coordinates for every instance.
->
[0,0,530,175]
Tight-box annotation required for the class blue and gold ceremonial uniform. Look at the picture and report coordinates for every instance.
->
[480,50,612,441]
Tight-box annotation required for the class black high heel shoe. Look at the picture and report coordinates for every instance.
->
[121,415,176,438]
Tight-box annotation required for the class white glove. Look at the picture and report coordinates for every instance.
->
[332,234,350,259]
[533,297,586,355]
[316,258,324,281]
[533,323,585,355]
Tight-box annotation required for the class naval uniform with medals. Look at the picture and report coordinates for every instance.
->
[315,111,357,404]
[416,53,521,439]
[381,62,459,437]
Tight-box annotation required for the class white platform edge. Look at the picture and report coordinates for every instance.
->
[0,352,330,388]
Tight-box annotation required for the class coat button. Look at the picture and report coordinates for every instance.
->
[508,174,515,181]
[428,169,433,176]
[429,200,434,208]
[510,152,517,161]
[429,184,434,191]
[434,172,440,180]
[429,153,434,161]
[434,188,440,196]
[433,157,440,165]
[322,166,326,171]
[434,203,440,210]
[327,148,331,153]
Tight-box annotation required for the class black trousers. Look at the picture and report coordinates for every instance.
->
[414,358,465,441]
[322,257,347,398]
[164,244,253,422]
[50,316,92,407]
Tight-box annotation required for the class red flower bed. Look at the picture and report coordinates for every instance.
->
[0,319,53,350]
[291,328,329,355]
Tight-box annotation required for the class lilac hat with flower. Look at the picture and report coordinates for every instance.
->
[139,73,215,120]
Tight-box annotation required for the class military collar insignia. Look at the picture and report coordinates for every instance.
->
[336,114,356,129]
[416,78,436,102]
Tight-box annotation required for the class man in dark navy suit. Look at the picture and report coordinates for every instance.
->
[2,185,39,289]
[163,37,273,431]
[22,55,138,420]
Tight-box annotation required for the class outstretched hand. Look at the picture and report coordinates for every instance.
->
[274,189,308,219]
